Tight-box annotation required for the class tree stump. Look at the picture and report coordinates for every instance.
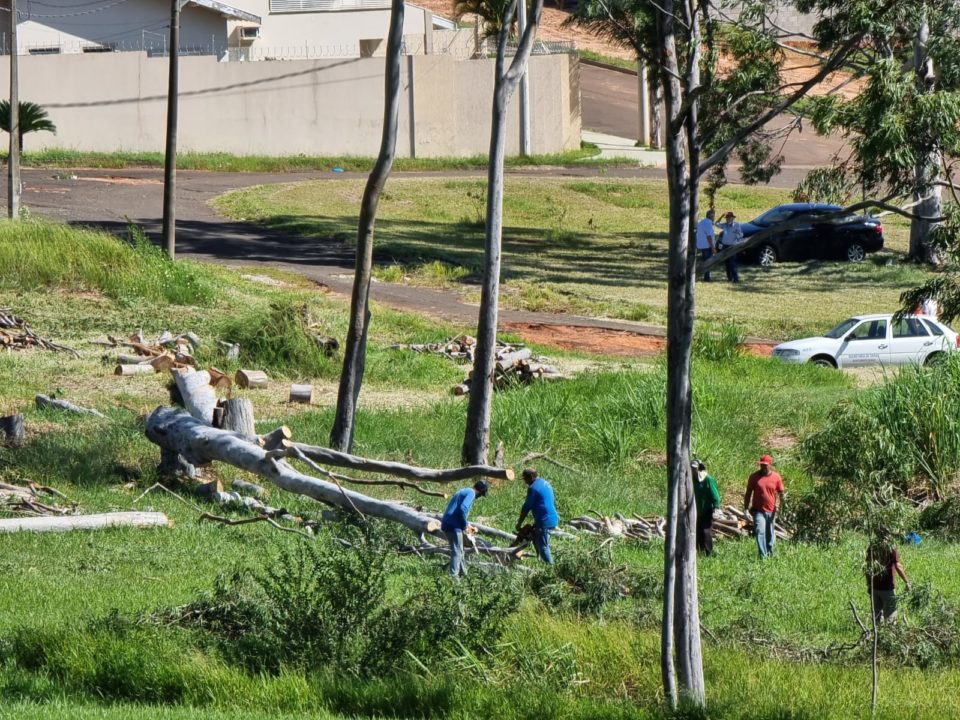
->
[0,414,25,446]
[220,398,256,436]
[289,384,313,404]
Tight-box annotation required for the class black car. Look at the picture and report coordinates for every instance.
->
[721,203,884,267]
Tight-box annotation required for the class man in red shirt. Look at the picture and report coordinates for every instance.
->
[866,528,911,623]
[743,454,785,558]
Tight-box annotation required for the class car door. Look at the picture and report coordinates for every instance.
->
[835,319,891,367]
[788,209,824,260]
[890,316,936,364]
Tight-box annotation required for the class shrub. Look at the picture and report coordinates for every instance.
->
[528,541,638,617]
[874,581,960,669]
[176,525,522,676]
[919,498,960,540]
[692,322,745,363]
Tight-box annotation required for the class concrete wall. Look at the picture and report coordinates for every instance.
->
[1,0,229,54]
[2,51,581,157]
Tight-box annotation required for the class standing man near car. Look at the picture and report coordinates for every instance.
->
[516,468,559,564]
[696,208,717,282]
[743,454,785,558]
[718,211,743,283]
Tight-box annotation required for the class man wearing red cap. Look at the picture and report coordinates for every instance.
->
[743,454,785,558]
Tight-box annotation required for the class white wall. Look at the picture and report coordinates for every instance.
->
[1,52,580,157]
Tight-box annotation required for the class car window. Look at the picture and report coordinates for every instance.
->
[922,319,945,336]
[848,320,887,340]
[824,318,858,339]
[753,208,795,225]
[893,317,930,338]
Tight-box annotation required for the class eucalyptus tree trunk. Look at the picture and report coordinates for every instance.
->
[7,0,19,220]
[329,0,405,451]
[649,75,663,150]
[657,0,704,707]
[908,12,943,266]
[161,0,180,259]
[461,0,543,465]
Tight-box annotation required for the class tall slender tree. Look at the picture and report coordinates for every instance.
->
[161,0,180,259]
[329,0,405,451]
[7,0,19,220]
[461,0,543,466]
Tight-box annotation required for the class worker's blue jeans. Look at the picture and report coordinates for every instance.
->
[534,527,554,565]
[445,529,466,577]
[752,510,776,558]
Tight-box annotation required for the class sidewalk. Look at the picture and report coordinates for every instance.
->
[581,130,667,168]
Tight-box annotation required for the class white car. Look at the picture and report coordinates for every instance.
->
[772,314,958,368]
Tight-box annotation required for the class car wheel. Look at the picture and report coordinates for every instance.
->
[846,242,866,263]
[925,352,946,368]
[757,244,777,267]
[809,356,837,369]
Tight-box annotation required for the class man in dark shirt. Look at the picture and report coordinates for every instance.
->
[866,528,911,623]
[516,468,559,564]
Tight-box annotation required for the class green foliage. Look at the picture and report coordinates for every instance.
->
[919,498,960,540]
[900,204,960,322]
[0,218,215,306]
[452,0,515,38]
[797,356,960,539]
[692,322,745,363]
[529,541,639,616]
[875,581,960,668]
[216,298,337,378]
[0,100,56,150]
[176,526,521,676]
[794,166,857,205]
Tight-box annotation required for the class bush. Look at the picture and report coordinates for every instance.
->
[797,356,960,538]
[176,525,522,676]
[217,298,339,377]
[919,498,960,540]
[875,581,960,669]
[528,541,639,617]
[692,323,745,363]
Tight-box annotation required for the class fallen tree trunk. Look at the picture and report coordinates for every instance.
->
[290,442,515,483]
[145,407,441,535]
[0,511,171,533]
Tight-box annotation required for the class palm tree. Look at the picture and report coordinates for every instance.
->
[453,0,516,38]
[0,101,56,152]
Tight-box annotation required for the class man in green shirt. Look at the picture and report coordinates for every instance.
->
[692,460,721,556]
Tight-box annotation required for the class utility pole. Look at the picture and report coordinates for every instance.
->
[7,0,19,219]
[161,0,180,259]
[638,60,650,148]
[517,0,531,156]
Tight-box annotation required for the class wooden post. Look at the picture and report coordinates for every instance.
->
[161,0,180,259]
[7,0,19,220]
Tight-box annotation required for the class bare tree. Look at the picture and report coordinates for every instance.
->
[329,0,405,451]
[7,0,19,220]
[161,0,180,259]
[461,0,543,466]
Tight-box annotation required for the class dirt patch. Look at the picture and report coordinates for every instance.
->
[504,322,775,358]
[762,427,799,453]
[78,176,163,186]
[504,322,664,356]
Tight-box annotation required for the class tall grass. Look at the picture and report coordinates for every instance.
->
[0,220,215,306]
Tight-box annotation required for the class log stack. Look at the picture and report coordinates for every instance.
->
[103,329,200,375]
[392,335,564,394]
[567,506,793,543]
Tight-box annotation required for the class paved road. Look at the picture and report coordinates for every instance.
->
[580,62,846,188]
[2,64,839,340]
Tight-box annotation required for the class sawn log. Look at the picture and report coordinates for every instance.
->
[0,511,171,533]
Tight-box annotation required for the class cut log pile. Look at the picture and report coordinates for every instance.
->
[391,335,564,394]
[99,329,200,375]
[0,309,79,357]
[567,506,793,543]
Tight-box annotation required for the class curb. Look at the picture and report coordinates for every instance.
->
[580,57,638,76]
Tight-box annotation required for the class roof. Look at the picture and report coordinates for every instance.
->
[187,0,261,23]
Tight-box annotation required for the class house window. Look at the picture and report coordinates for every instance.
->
[28,47,61,55]
[269,0,389,12]
[82,45,115,53]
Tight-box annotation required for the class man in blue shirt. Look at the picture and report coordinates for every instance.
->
[516,468,559,564]
[440,480,489,577]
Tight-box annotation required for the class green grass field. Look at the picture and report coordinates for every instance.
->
[214,177,927,340]
[0,219,958,719]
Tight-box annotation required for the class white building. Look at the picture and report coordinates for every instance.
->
[1,0,455,59]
